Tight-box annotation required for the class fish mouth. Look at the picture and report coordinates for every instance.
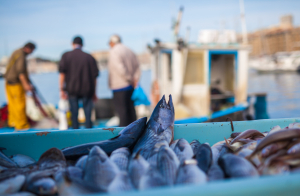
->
[159,95,174,112]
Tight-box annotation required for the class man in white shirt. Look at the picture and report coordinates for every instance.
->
[108,35,140,126]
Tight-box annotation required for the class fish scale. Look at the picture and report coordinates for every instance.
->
[110,148,130,171]
[157,146,179,185]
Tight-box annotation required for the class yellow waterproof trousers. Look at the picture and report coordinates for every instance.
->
[5,83,30,130]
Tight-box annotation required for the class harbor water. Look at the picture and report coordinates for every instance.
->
[0,70,299,119]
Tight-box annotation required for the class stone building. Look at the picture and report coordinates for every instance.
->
[244,15,300,57]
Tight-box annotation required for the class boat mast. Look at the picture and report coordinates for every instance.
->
[173,6,184,41]
[239,0,248,45]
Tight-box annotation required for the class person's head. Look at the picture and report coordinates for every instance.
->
[109,34,121,48]
[23,42,36,54]
[72,36,83,49]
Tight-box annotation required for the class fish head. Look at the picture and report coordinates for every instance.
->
[119,117,147,138]
[88,146,108,162]
[150,95,174,131]
[38,148,66,169]
[31,178,58,195]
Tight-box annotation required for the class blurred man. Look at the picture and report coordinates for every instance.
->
[108,35,140,126]
[4,42,36,131]
[59,36,99,129]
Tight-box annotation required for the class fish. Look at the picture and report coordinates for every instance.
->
[107,172,134,193]
[0,175,25,195]
[0,165,7,172]
[146,140,169,167]
[219,154,259,178]
[250,128,300,156]
[288,142,300,154]
[193,144,212,173]
[27,178,57,195]
[139,166,167,190]
[0,147,18,168]
[190,139,201,154]
[170,139,179,151]
[37,148,67,170]
[110,147,130,171]
[63,117,147,160]
[157,145,179,186]
[211,147,220,164]
[55,171,103,195]
[128,151,150,189]
[261,161,290,175]
[10,154,36,168]
[175,159,207,185]
[0,167,33,182]
[230,132,241,139]
[66,166,83,179]
[235,148,253,158]
[133,95,174,159]
[261,141,289,158]
[268,125,282,135]
[83,146,119,191]
[173,138,194,162]
[5,192,36,196]
[207,164,224,181]
[230,129,264,145]
[75,155,88,170]
[22,169,58,195]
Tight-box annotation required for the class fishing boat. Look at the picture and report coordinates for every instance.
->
[148,37,268,125]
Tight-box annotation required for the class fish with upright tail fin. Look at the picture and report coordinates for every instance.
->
[62,117,147,160]
[133,95,175,159]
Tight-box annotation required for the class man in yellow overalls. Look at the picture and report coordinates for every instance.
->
[4,42,36,131]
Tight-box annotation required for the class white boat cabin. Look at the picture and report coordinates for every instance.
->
[150,42,250,119]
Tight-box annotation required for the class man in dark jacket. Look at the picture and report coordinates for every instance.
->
[59,36,99,129]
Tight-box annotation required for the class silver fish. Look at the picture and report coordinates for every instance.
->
[128,152,150,189]
[146,140,169,167]
[75,155,88,170]
[0,147,18,168]
[207,164,224,181]
[83,146,119,191]
[219,154,259,178]
[139,166,167,190]
[190,139,201,154]
[108,172,134,193]
[211,147,220,164]
[23,169,58,195]
[175,159,207,185]
[67,166,83,180]
[4,192,36,196]
[288,143,300,154]
[133,95,175,159]
[235,148,253,158]
[170,139,179,151]
[110,147,130,171]
[55,171,103,195]
[28,178,57,195]
[37,148,66,170]
[63,117,147,160]
[0,175,25,195]
[11,154,36,168]
[173,138,193,162]
[157,145,179,185]
[194,144,212,173]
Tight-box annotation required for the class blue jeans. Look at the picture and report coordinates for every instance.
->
[69,96,93,129]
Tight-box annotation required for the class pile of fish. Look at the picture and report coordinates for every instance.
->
[1,95,300,196]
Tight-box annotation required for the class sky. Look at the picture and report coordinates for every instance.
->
[0,0,299,60]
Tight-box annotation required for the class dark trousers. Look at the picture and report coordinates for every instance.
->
[113,89,137,127]
[69,96,93,129]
